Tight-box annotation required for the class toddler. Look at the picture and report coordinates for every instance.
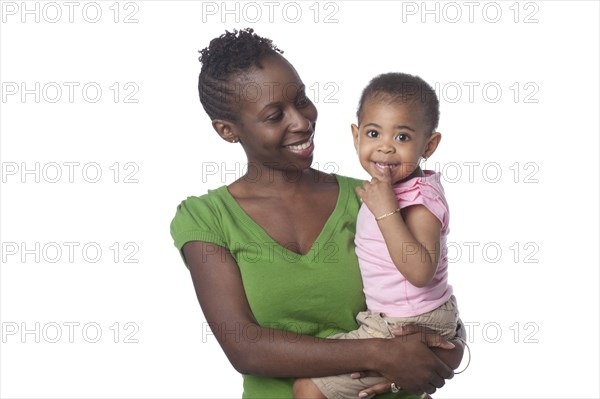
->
[294,72,460,399]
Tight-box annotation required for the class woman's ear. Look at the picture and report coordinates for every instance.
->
[423,132,442,159]
[212,120,240,143]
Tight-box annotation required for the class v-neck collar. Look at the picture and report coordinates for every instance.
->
[216,174,347,258]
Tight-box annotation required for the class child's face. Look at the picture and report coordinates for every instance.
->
[352,100,440,184]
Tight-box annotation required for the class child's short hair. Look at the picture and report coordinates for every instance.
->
[357,72,440,133]
[198,28,283,122]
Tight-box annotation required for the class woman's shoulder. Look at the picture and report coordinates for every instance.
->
[333,173,364,190]
[175,185,228,211]
[170,185,232,249]
[330,174,362,217]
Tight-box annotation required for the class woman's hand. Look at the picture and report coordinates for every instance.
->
[373,331,454,395]
[353,330,455,396]
[352,374,432,399]
[351,376,394,398]
[394,322,467,371]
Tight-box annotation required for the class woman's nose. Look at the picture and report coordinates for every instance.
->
[289,108,313,133]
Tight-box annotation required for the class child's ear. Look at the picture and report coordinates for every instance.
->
[212,119,240,143]
[351,124,360,153]
[423,132,442,159]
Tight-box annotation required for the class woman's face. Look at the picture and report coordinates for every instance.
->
[231,54,318,172]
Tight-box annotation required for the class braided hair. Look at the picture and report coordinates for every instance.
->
[198,28,284,122]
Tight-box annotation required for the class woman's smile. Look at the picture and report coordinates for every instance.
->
[283,133,315,156]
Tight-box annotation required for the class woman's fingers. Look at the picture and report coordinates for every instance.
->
[392,325,455,350]
[350,370,381,379]
[425,334,455,350]
[350,371,394,398]
[382,333,454,392]
[393,324,421,336]
[357,381,392,398]
[428,371,446,391]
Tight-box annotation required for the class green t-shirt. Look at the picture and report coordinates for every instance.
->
[171,174,417,399]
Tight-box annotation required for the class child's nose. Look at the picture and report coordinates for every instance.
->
[377,142,395,153]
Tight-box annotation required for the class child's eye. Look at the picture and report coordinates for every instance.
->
[395,133,409,142]
[366,130,379,138]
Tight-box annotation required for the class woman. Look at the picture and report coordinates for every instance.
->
[170,28,465,398]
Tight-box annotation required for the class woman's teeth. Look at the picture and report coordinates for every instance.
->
[286,138,313,151]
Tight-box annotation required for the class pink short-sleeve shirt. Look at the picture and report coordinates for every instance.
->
[355,170,453,317]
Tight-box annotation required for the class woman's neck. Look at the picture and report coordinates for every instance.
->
[230,166,328,198]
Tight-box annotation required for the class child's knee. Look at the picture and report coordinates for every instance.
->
[292,378,326,399]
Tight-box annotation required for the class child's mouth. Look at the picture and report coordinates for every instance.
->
[374,162,399,172]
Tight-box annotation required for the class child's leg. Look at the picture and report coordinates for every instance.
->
[385,296,459,342]
[293,378,327,399]
[293,312,390,399]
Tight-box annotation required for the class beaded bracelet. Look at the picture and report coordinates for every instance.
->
[375,208,400,221]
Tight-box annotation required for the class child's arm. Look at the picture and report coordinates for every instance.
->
[378,203,440,287]
[356,168,440,288]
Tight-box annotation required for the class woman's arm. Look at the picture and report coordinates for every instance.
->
[183,240,454,393]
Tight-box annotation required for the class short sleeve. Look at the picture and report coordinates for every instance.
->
[393,173,449,232]
[169,192,228,267]
[342,175,364,193]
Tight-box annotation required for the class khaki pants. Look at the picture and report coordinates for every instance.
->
[311,295,459,399]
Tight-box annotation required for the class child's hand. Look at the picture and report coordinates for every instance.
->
[355,167,399,220]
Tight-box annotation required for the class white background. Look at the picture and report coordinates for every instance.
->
[1,1,599,398]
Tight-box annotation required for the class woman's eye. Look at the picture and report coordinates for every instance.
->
[296,96,310,107]
[395,133,409,142]
[366,130,378,138]
[267,112,283,122]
